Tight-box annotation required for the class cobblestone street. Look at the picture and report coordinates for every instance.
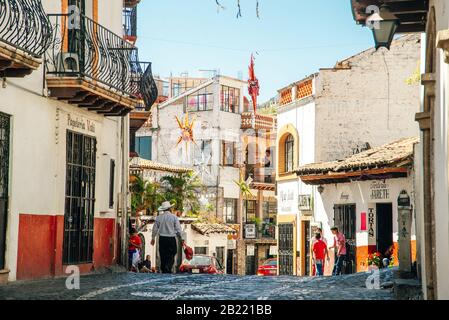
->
[0,270,394,300]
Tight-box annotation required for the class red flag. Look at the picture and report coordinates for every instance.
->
[248,54,259,113]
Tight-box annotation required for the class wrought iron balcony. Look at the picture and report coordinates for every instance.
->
[45,13,158,117]
[123,6,137,43]
[0,0,52,77]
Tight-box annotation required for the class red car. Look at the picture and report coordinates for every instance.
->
[257,258,278,276]
[179,255,224,274]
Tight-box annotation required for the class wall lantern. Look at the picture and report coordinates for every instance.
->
[365,4,400,50]
[317,185,324,194]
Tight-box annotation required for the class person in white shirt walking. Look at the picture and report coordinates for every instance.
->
[151,201,184,273]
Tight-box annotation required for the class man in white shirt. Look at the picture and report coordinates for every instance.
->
[151,201,184,273]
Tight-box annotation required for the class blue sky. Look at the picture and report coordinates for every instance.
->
[137,0,375,102]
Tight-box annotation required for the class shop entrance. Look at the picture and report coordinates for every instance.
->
[278,223,294,275]
[0,113,10,270]
[376,203,393,256]
[63,131,97,264]
[334,204,356,274]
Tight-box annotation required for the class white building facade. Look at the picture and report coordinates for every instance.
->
[0,0,156,282]
[276,35,421,276]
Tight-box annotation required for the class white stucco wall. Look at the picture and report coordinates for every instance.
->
[430,0,449,300]
[315,35,421,162]
[0,0,128,281]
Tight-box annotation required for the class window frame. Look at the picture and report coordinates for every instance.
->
[220,85,240,113]
[223,198,237,224]
[284,134,294,173]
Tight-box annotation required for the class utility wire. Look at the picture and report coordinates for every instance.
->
[137,35,371,53]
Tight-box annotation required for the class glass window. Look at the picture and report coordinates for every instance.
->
[222,141,235,166]
[186,85,214,112]
[285,134,294,172]
[194,247,208,255]
[220,86,240,113]
[244,200,256,223]
[223,198,237,223]
[263,201,277,222]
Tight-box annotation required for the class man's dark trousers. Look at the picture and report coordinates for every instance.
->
[159,236,178,273]
[332,254,346,276]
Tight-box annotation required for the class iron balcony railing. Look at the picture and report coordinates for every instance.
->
[46,13,157,108]
[0,0,53,57]
[123,6,137,39]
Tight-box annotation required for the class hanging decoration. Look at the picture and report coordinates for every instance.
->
[175,112,196,148]
[248,53,260,113]
[235,175,254,200]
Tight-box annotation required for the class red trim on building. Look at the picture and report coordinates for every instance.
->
[17,214,116,280]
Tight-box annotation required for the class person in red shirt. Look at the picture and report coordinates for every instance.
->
[312,233,329,276]
[128,228,142,272]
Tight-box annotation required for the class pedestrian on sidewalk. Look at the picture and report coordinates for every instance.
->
[311,228,327,276]
[128,228,142,272]
[312,233,329,277]
[150,201,184,274]
[329,227,347,276]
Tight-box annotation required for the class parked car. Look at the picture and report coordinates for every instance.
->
[257,258,277,276]
[179,255,225,274]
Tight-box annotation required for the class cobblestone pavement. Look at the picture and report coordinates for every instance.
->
[0,269,394,300]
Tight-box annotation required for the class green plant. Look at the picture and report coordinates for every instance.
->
[160,172,203,215]
[130,175,165,216]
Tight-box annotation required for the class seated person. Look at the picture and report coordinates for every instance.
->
[139,255,152,273]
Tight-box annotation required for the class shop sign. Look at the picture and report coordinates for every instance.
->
[67,114,95,133]
[245,224,256,239]
[227,239,236,250]
[368,208,376,239]
[298,195,312,211]
[370,181,390,200]
[340,193,350,201]
[269,246,278,256]
[280,188,295,213]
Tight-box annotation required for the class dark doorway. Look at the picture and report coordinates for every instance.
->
[63,131,96,264]
[334,204,356,274]
[303,221,311,276]
[278,223,294,275]
[0,113,10,270]
[245,245,257,275]
[226,249,235,274]
[376,203,393,256]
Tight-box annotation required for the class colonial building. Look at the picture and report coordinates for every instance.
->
[141,75,278,274]
[297,137,418,276]
[350,0,449,300]
[276,35,421,276]
[0,0,157,283]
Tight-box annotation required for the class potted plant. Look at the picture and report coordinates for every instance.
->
[368,252,383,268]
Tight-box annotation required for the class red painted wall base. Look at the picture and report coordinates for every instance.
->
[17,214,116,280]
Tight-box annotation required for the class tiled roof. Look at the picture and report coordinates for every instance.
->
[191,223,237,236]
[297,137,419,175]
[130,158,192,174]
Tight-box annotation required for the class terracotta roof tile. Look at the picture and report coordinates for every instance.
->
[297,137,419,175]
